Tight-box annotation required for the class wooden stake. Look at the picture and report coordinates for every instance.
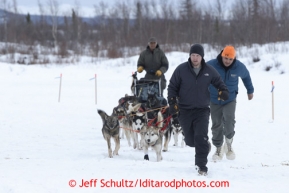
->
[95,74,97,105]
[271,81,274,120]
[58,73,62,102]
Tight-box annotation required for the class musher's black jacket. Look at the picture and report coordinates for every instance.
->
[168,58,228,109]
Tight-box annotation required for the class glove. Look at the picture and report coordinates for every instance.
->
[168,97,179,115]
[137,66,143,73]
[169,104,179,115]
[155,70,162,76]
[218,90,229,101]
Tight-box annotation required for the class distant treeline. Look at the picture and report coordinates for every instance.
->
[0,0,289,60]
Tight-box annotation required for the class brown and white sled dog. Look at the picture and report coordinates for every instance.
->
[97,109,120,158]
[143,111,164,162]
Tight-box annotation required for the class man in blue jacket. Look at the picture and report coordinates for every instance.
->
[207,45,254,161]
[167,44,229,176]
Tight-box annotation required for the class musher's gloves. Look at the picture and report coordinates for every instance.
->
[218,90,229,101]
[168,97,179,115]
[155,70,162,76]
[137,66,144,73]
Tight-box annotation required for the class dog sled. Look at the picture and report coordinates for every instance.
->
[130,71,170,133]
[131,71,167,106]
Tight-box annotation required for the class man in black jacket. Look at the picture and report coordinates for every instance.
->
[167,44,229,176]
[137,37,169,96]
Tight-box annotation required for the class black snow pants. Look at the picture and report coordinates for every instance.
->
[178,107,210,172]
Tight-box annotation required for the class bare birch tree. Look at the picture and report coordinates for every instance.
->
[71,5,82,55]
[10,0,19,43]
[47,0,59,52]
[279,0,289,40]
[0,0,10,52]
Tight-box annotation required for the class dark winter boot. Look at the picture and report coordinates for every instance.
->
[195,165,208,176]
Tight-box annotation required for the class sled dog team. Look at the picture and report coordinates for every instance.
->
[98,94,184,162]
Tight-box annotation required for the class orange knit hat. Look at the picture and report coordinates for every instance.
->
[221,45,236,59]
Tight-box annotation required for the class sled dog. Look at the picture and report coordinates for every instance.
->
[114,95,138,147]
[97,109,120,158]
[160,107,172,152]
[171,117,185,147]
[113,105,126,139]
[126,102,145,149]
[143,111,163,162]
[132,112,146,150]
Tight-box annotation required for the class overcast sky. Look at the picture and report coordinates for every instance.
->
[14,0,285,17]
[16,0,179,17]
[16,0,108,17]
[17,0,115,7]
[15,0,237,17]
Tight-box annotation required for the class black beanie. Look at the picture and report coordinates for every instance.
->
[190,44,204,58]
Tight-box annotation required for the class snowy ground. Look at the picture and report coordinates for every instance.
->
[1,47,289,193]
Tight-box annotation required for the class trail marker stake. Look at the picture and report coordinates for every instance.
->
[95,74,97,105]
[89,74,97,104]
[58,73,62,102]
[271,81,275,120]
